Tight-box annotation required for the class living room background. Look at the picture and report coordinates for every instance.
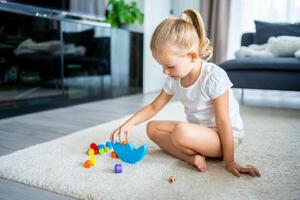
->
[227,0,300,59]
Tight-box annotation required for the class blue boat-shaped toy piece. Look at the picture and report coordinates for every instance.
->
[111,142,148,164]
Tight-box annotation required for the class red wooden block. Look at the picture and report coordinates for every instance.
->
[90,143,98,149]
[94,148,99,155]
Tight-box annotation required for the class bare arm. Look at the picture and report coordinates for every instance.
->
[126,90,173,126]
[213,90,234,163]
[213,90,261,177]
[111,90,173,141]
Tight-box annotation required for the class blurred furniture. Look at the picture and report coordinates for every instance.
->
[0,1,143,119]
[219,21,300,102]
[7,29,111,83]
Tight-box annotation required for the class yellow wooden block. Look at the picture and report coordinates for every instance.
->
[87,148,95,156]
[90,156,96,166]
[105,147,110,152]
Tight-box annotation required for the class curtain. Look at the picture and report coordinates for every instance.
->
[227,0,300,59]
[200,0,231,64]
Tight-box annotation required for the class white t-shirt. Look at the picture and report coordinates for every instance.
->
[163,61,244,139]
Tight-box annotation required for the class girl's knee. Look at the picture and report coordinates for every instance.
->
[171,122,190,145]
[146,120,158,140]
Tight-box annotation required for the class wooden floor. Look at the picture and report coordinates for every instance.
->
[0,89,299,200]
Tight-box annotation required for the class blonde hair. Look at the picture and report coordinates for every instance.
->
[150,9,213,60]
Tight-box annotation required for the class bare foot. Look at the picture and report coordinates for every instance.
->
[190,154,207,172]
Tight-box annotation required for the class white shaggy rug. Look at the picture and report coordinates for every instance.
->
[0,102,300,200]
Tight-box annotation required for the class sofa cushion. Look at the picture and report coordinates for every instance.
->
[220,57,300,72]
[255,21,300,44]
[241,33,255,46]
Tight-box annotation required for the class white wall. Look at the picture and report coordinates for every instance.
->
[110,0,145,87]
[127,0,144,33]
[143,0,171,93]
[171,0,200,16]
[111,29,130,87]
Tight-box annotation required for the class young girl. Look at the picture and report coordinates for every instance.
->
[110,9,261,177]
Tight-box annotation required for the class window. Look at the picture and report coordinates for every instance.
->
[227,0,300,59]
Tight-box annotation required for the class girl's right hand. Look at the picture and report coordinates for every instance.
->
[225,161,261,177]
[110,123,132,143]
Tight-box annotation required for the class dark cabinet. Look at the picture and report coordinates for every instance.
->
[0,2,143,119]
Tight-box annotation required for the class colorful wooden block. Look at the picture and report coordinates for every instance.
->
[114,163,122,173]
[121,141,128,145]
[98,144,105,149]
[90,143,98,150]
[99,148,105,154]
[105,147,110,152]
[111,151,119,159]
[83,160,92,168]
[106,141,113,149]
[87,148,95,156]
[90,156,96,166]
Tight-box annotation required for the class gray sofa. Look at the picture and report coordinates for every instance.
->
[220,33,300,92]
[219,21,300,96]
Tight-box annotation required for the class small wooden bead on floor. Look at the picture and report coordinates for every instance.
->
[169,176,176,183]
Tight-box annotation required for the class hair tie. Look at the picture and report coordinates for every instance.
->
[179,13,189,22]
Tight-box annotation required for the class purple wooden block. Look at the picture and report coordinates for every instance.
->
[114,164,122,173]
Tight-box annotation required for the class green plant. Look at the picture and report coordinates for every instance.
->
[106,0,144,28]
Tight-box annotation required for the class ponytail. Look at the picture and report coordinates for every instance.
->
[183,9,213,60]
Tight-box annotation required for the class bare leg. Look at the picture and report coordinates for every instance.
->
[170,122,222,158]
[146,120,221,171]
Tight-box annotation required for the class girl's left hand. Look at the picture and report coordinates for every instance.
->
[225,161,261,177]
